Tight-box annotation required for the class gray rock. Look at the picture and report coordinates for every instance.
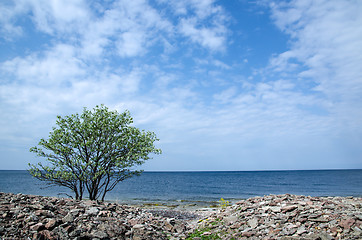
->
[69,208,82,216]
[296,226,307,235]
[247,218,258,229]
[133,224,145,229]
[26,213,39,222]
[62,213,74,223]
[91,230,108,239]
[270,206,282,212]
[224,215,238,225]
[85,207,99,216]
[309,232,333,240]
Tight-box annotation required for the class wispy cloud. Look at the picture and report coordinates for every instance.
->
[269,0,362,131]
[0,0,361,170]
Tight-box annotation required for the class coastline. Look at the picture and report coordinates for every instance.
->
[0,192,361,239]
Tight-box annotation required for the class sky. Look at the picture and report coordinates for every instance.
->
[1,0,362,171]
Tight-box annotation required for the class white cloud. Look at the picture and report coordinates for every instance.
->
[269,0,362,138]
[213,87,237,104]
[0,1,28,39]
[80,0,173,58]
[172,0,228,51]
[117,31,146,57]
[270,0,362,95]
[1,44,86,85]
[110,70,142,94]
[179,18,226,51]
[27,0,90,35]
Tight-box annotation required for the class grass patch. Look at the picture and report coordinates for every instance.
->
[186,227,221,240]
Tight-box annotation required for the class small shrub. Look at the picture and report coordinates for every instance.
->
[218,198,230,208]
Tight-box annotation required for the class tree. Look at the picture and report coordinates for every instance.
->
[29,105,161,201]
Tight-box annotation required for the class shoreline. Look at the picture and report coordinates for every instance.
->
[1,192,361,239]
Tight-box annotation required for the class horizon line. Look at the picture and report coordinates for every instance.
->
[1,168,361,172]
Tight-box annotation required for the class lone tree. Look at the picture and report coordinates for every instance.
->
[29,105,161,201]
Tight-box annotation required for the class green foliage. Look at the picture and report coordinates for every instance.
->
[187,218,236,240]
[29,105,161,201]
[186,227,221,240]
[218,198,230,208]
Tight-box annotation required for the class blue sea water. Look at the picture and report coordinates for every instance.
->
[0,170,361,206]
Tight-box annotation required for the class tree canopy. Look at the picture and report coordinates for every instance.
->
[29,105,161,201]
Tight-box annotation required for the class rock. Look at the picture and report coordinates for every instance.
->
[309,232,333,240]
[281,205,298,213]
[29,222,44,231]
[296,225,307,235]
[247,217,258,229]
[62,213,74,223]
[174,222,186,233]
[26,213,39,222]
[241,230,255,237]
[92,230,108,238]
[224,215,238,225]
[201,231,212,236]
[133,224,145,230]
[85,206,100,216]
[270,206,282,212]
[163,220,174,232]
[45,218,58,229]
[69,208,82,216]
[339,218,356,230]
[34,209,55,217]
[311,217,329,223]
[39,229,56,240]
[167,218,176,226]
[69,229,82,237]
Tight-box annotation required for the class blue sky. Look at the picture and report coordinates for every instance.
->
[1,0,361,171]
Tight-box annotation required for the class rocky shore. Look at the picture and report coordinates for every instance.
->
[193,194,362,239]
[0,192,200,239]
[0,192,361,239]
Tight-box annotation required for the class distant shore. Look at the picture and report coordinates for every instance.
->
[0,192,361,239]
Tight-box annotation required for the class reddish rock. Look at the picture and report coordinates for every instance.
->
[241,230,255,237]
[35,209,54,217]
[29,222,44,231]
[339,218,355,230]
[281,205,298,213]
[330,226,339,234]
[39,229,56,240]
[63,224,74,233]
[45,218,58,229]
[128,219,141,226]
[17,213,25,219]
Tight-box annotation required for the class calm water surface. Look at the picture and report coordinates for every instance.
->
[0,170,361,206]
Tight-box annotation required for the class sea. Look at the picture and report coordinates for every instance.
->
[0,170,361,207]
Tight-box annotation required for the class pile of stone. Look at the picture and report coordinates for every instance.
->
[194,194,362,239]
[0,192,198,239]
[1,192,361,239]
